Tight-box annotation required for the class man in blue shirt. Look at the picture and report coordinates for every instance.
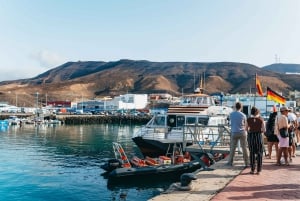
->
[226,102,249,167]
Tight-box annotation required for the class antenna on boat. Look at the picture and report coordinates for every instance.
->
[194,73,204,94]
[193,72,196,91]
[199,73,204,94]
[203,71,206,92]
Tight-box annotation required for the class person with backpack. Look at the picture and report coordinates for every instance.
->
[265,110,279,160]
[274,106,290,166]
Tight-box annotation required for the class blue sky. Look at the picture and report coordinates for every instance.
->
[0,0,300,81]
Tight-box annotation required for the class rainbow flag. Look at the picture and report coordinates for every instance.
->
[266,87,286,104]
[255,74,263,96]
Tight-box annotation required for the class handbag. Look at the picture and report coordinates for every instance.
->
[277,116,288,138]
[279,128,288,138]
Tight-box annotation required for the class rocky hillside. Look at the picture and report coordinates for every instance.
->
[0,60,299,107]
[262,63,300,74]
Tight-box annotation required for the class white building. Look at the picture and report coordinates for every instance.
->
[75,94,148,111]
[223,94,296,117]
[110,94,148,110]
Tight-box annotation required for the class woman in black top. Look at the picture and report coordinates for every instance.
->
[265,111,279,160]
[246,107,265,175]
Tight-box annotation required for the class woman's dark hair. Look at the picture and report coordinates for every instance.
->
[266,112,278,133]
[250,106,259,116]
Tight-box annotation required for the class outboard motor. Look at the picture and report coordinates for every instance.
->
[101,159,122,172]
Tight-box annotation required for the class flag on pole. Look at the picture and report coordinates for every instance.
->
[266,87,286,105]
[255,74,263,96]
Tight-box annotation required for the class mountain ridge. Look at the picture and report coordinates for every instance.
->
[0,60,299,107]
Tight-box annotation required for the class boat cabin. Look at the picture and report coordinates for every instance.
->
[149,114,228,129]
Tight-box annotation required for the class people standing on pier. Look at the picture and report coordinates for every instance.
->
[226,102,249,167]
[246,107,265,175]
[287,107,297,161]
[296,112,300,146]
[265,109,279,160]
[274,106,290,166]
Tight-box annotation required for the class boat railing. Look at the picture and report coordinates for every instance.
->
[112,142,131,168]
[182,124,231,153]
[134,125,184,140]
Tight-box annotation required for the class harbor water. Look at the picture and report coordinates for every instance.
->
[0,124,174,201]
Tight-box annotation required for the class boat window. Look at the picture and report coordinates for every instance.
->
[167,115,177,127]
[153,116,166,126]
[196,97,202,104]
[177,116,185,127]
[183,97,191,104]
[197,117,209,125]
[186,117,196,124]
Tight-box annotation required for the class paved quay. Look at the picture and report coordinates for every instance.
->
[150,147,300,201]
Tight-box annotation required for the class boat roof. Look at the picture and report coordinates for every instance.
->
[182,93,211,97]
[167,105,208,114]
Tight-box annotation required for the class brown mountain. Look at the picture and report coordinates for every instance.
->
[0,59,299,107]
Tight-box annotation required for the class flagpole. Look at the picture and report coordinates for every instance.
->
[254,74,256,107]
[265,95,268,117]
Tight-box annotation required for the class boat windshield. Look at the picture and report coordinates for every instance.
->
[153,116,166,126]
[198,117,209,126]
[186,117,197,124]
[181,96,215,106]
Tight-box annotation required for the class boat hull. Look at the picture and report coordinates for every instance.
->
[106,160,202,182]
[132,136,193,157]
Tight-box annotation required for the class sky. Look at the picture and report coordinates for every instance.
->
[0,0,300,81]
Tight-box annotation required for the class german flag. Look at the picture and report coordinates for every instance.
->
[266,87,286,104]
[255,74,263,96]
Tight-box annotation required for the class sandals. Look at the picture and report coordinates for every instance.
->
[250,170,254,174]
[275,163,281,166]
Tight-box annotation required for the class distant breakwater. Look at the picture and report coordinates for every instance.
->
[56,115,152,125]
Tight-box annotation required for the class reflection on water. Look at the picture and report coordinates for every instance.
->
[0,124,173,201]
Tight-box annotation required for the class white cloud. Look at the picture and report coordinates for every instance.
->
[30,50,66,68]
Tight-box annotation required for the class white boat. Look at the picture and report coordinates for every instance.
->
[7,115,21,126]
[132,88,233,157]
[45,119,62,125]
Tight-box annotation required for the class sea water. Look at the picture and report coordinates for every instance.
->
[0,124,173,201]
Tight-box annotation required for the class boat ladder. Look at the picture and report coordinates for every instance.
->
[166,143,183,164]
[112,142,131,168]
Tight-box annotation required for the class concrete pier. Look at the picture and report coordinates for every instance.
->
[150,147,300,201]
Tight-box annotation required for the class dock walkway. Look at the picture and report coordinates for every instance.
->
[150,146,300,201]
